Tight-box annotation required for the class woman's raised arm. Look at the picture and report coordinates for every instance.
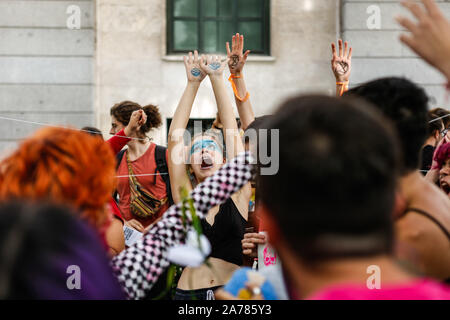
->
[200,55,245,160]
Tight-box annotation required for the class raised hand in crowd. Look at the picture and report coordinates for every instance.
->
[227,33,250,75]
[397,0,450,81]
[331,39,352,96]
[168,50,208,204]
[226,33,255,130]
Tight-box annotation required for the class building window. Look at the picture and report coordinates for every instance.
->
[167,0,270,55]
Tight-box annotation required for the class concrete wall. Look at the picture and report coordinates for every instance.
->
[0,0,95,155]
[95,0,339,145]
[342,0,450,108]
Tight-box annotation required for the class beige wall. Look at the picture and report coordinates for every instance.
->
[95,0,339,144]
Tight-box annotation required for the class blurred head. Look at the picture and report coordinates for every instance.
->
[0,201,124,299]
[110,101,162,138]
[435,142,450,196]
[344,77,428,174]
[258,95,400,265]
[0,127,116,229]
[188,131,225,183]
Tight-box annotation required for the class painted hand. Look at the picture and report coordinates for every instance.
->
[184,50,207,83]
[396,0,450,80]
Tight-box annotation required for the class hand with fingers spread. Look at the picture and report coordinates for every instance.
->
[199,55,228,77]
[125,219,145,233]
[226,33,251,75]
[183,50,207,83]
[124,110,147,137]
[396,0,450,81]
[331,39,352,82]
[242,232,267,258]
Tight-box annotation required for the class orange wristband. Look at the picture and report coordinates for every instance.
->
[228,75,250,102]
[336,81,349,96]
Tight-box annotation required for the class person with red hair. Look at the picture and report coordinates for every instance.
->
[0,127,118,254]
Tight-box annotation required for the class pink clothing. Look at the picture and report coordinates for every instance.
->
[309,279,450,300]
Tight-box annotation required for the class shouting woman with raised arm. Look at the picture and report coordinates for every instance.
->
[331,39,352,97]
[168,50,252,300]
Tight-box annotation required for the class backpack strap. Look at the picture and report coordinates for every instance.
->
[116,148,127,170]
[154,145,174,206]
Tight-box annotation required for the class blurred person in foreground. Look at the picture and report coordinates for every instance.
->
[344,78,450,282]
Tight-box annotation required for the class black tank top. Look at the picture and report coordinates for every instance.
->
[200,198,246,266]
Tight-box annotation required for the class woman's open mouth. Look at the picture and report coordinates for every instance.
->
[200,155,214,170]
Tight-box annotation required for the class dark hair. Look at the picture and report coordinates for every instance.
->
[81,126,104,140]
[258,95,400,263]
[429,107,450,128]
[344,77,428,173]
[426,113,444,138]
[245,116,273,132]
[244,115,274,168]
[0,202,124,299]
[110,101,162,136]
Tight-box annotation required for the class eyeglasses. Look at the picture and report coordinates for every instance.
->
[441,128,449,137]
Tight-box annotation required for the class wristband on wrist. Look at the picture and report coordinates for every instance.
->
[228,74,250,102]
[336,81,349,96]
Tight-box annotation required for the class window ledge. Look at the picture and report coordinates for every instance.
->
[162,55,276,62]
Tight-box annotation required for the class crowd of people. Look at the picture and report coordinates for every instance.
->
[0,0,449,300]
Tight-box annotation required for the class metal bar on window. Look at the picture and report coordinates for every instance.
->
[216,0,219,52]
[172,17,198,21]
[233,0,238,35]
[167,0,173,54]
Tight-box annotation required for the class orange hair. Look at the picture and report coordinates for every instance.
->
[0,127,116,229]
